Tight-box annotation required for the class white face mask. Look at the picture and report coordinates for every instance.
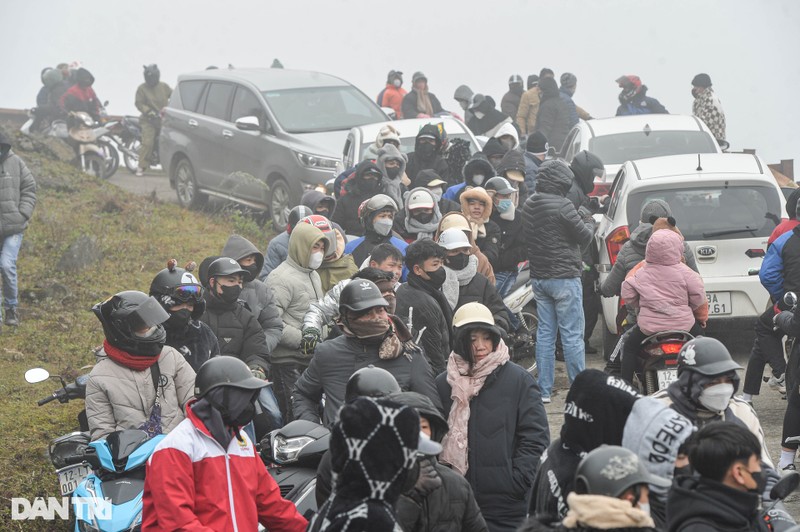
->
[698,382,734,412]
[429,187,443,202]
[499,201,516,221]
[308,251,324,270]
[473,111,485,120]
[638,503,650,516]
[472,174,485,186]
[392,79,401,88]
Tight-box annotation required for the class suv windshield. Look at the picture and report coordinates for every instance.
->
[589,131,718,165]
[262,86,386,133]
[627,184,781,241]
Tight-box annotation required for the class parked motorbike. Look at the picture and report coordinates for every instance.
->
[760,470,800,532]
[503,261,538,373]
[105,116,159,174]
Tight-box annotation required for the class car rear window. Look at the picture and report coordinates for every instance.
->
[177,81,206,112]
[626,184,782,241]
[262,86,386,133]
[589,131,718,165]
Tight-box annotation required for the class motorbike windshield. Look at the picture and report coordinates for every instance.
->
[105,430,151,467]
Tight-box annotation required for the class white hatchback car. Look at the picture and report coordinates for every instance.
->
[559,115,722,196]
[596,153,785,356]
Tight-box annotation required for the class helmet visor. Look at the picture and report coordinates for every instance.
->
[127,296,170,330]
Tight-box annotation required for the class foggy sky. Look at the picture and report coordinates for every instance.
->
[4,0,800,168]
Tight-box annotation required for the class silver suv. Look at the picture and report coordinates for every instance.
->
[160,68,388,224]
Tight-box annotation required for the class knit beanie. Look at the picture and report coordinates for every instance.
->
[639,199,672,223]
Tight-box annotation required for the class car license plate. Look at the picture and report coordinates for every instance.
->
[57,463,91,496]
[657,369,678,390]
[706,292,732,315]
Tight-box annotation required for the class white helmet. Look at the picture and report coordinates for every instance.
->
[437,228,471,251]
[453,302,495,328]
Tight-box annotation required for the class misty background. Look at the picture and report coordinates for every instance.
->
[4,0,800,168]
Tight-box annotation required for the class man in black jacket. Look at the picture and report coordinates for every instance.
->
[396,239,452,375]
[535,77,572,153]
[522,160,595,402]
[331,160,385,236]
[485,177,527,298]
[406,124,450,185]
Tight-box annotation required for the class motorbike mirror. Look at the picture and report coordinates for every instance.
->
[784,292,798,309]
[235,116,262,132]
[770,470,800,500]
[25,368,51,384]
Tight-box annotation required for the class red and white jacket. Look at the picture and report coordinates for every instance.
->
[142,400,307,532]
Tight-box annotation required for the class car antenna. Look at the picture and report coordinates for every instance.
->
[696,154,703,172]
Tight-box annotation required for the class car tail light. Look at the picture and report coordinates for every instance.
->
[606,226,630,265]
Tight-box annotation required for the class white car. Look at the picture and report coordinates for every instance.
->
[559,115,722,196]
[596,153,785,356]
[338,117,481,173]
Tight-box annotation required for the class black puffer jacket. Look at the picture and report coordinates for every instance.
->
[565,151,603,211]
[165,319,220,373]
[199,293,270,373]
[331,160,385,236]
[666,475,768,532]
[495,149,530,200]
[489,209,527,274]
[522,160,595,279]
[436,361,550,532]
[396,273,453,375]
[455,273,510,332]
[466,95,512,138]
[406,124,450,185]
[535,78,572,152]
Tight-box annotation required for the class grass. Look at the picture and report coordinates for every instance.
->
[0,129,272,530]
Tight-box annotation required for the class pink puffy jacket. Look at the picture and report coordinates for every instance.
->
[621,230,706,335]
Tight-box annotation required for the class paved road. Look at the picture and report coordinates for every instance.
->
[108,167,176,204]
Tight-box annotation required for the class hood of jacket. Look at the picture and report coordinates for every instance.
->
[301,189,336,215]
[288,222,327,269]
[415,123,443,151]
[570,151,603,195]
[386,391,449,443]
[221,234,264,277]
[463,153,496,186]
[481,137,506,159]
[495,148,526,176]
[377,143,408,181]
[75,67,95,87]
[629,223,653,253]
[197,255,222,288]
[667,475,761,531]
[411,168,445,190]
[460,186,493,223]
[535,159,574,195]
[453,84,474,102]
[436,211,479,245]
[346,160,384,195]
[0,130,11,163]
[493,122,519,149]
[645,229,683,266]
[539,77,560,101]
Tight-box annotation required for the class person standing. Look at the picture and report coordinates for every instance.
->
[516,74,540,135]
[691,73,726,144]
[523,160,595,402]
[0,131,36,331]
[378,70,407,118]
[135,64,172,176]
[535,77,572,152]
[501,74,525,120]
[615,75,668,116]
[405,124,450,186]
[402,72,443,120]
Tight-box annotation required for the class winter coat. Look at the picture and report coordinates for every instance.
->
[292,317,443,426]
[264,223,326,367]
[559,89,580,129]
[517,88,541,135]
[501,86,524,120]
[490,209,527,273]
[406,125,450,186]
[759,227,800,302]
[402,89,444,120]
[692,87,726,142]
[259,231,289,280]
[0,135,37,238]
[467,96,513,138]
[436,361,550,532]
[494,148,529,203]
[523,152,543,194]
[142,400,308,532]
[331,160,386,236]
[522,161,595,279]
[135,81,172,120]
[317,253,358,293]
[535,78,572,152]
[165,319,220,373]
[768,218,800,246]
[377,144,409,208]
[222,234,284,353]
[443,155,496,203]
[616,86,668,116]
[381,83,408,118]
[344,231,408,267]
[395,276,452,375]
[666,475,768,532]
[301,189,336,217]
[200,290,271,373]
[460,187,501,265]
[455,272,510,332]
[621,230,706,334]
[85,346,195,441]
[59,69,101,119]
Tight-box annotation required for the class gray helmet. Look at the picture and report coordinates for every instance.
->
[485,176,516,195]
[339,279,389,314]
[575,445,670,498]
[194,356,268,398]
[560,72,578,88]
[345,366,401,402]
[677,337,742,377]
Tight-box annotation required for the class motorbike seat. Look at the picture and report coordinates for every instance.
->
[639,330,695,347]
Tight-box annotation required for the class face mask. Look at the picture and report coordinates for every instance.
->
[373,218,394,236]
[386,166,402,180]
[308,251,324,270]
[393,79,402,88]
[361,178,381,193]
[638,503,650,516]
[459,100,469,111]
[218,283,242,304]
[429,187,443,202]
[496,198,513,213]
[748,469,767,495]
[423,267,446,289]
[240,263,259,283]
[698,382,734,412]
[500,138,515,151]
[413,212,435,225]
[674,465,692,478]
[348,316,390,339]
[418,143,436,159]
[134,325,159,338]
[472,174,485,186]
[164,308,192,332]
[473,111,485,120]
[447,253,470,270]
[499,200,516,221]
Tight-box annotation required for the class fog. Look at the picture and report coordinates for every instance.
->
[4,0,800,167]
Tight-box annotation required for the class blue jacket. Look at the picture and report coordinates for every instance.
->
[442,182,466,202]
[344,234,408,266]
[760,228,800,302]
[523,152,542,193]
[259,231,289,281]
[559,89,579,129]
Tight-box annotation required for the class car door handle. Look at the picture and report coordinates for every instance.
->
[188,119,198,128]
[222,130,234,139]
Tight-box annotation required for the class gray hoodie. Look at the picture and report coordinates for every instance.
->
[376,144,408,208]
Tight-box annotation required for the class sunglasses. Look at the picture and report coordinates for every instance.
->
[172,284,204,302]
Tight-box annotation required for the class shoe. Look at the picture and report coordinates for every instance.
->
[4,307,18,326]
[783,463,797,472]
[585,343,598,355]
[768,373,786,394]
[542,396,552,404]
[735,394,753,406]
[135,168,144,177]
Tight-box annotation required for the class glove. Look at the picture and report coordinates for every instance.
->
[578,205,594,220]
[301,327,321,355]
[147,110,158,118]
[250,367,267,381]
[412,458,442,499]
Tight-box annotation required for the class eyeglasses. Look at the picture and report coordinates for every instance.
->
[172,284,204,302]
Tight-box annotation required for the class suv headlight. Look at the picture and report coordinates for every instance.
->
[273,435,314,464]
[295,151,339,170]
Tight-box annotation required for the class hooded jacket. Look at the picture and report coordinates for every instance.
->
[467,95,513,138]
[495,149,530,203]
[411,169,461,214]
[301,189,336,218]
[59,68,101,119]
[517,87,541,135]
[265,223,327,366]
[402,88,444,121]
[621,230,706,334]
[566,152,602,211]
[460,187,501,265]
[666,475,767,532]
[395,187,443,243]
[454,84,476,123]
[522,160,595,279]
[331,160,385,236]
[259,231,290,280]
[501,85,524,121]
[616,85,668,117]
[493,122,520,150]
[317,227,358,292]
[443,154,496,203]
[406,124,450,185]
[221,235,284,353]
[381,83,408,118]
[535,78,572,151]
[377,144,409,208]
[0,132,37,238]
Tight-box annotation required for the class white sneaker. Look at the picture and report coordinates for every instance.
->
[135,168,144,177]
[768,374,786,394]
[542,396,552,404]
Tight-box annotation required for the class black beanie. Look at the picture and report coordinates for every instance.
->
[526,131,548,153]
[691,73,712,88]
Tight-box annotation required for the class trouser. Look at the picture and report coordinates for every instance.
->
[496,270,521,331]
[782,346,800,450]
[532,277,585,398]
[743,306,787,395]
[582,270,600,343]
[138,118,159,170]
[0,233,23,318]
[621,322,705,385]
[271,362,305,423]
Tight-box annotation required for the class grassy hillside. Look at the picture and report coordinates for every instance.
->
[0,129,271,530]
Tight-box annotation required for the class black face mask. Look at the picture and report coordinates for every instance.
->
[316,209,330,218]
[423,267,446,288]
[413,212,435,224]
[447,253,470,270]
[360,178,381,193]
[748,469,767,495]
[241,263,259,283]
[386,167,402,179]
[418,143,436,160]
[673,465,693,478]
[209,387,259,428]
[217,284,242,304]
[164,308,192,332]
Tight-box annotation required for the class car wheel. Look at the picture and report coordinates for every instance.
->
[603,324,620,362]
[175,158,207,209]
[268,178,291,228]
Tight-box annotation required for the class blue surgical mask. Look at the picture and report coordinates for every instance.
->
[496,199,513,213]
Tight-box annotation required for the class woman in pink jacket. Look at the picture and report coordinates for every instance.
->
[620,226,706,386]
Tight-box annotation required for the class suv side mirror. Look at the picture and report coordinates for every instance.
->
[717,139,730,152]
[381,107,397,120]
[235,116,262,132]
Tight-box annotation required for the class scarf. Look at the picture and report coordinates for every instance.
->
[441,267,461,310]
[440,340,509,475]
[339,316,414,361]
[103,339,160,371]
[404,210,442,241]
[415,88,434,116]
[562,493,655,529]
[451,255,478,287]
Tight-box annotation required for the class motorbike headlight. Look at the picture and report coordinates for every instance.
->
[273,435,314,464]
[294,151,339,170]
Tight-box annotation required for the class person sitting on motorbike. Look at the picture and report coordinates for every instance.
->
[620,220,706,386]
[143,356,308,531]
[85,290,196,441]
[134,64,172,176]
[59,67,103,121]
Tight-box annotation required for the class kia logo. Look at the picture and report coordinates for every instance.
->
[697,245,716,257]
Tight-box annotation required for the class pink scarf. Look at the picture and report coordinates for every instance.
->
[440,340,510,475]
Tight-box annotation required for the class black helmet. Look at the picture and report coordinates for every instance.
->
[92,290,169,357]
[207,257,248,280]
[287,205,313,233]
[339,279,389,314]
[149,260,205,319]
[575,445,670,498]
[194,356,268,398]
[345,366,401,402]
[570,151,605,195]
[677,337,742,377]
[143,64,160,86]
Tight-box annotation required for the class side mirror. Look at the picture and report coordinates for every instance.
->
[784,292,798,309]
[770,470,800,500]
[717,139,730,152]
[103,100,109,107]
[235,116,262,132]
[25,368,51,384]
[381,107,397,120]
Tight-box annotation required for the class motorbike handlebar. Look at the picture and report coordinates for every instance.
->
[37,393,59,406]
